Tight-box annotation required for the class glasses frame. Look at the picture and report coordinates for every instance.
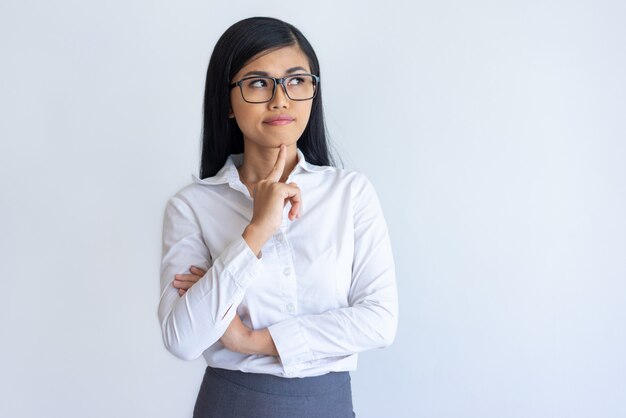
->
[229,73,320,104]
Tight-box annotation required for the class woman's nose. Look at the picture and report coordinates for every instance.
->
[269,81,289,108]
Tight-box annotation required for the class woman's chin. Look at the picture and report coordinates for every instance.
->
[243,135,300,149]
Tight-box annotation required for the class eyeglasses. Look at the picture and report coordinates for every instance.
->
[229,73,320,104]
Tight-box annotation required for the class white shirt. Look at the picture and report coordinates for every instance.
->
[158,148,398,378]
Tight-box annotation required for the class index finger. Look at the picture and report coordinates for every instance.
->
[265,144,286,182]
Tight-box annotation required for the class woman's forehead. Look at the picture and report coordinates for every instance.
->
[237,45,310,76]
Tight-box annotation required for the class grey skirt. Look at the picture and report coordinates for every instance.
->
[192,365,355,418]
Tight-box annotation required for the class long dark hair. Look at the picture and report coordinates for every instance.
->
[199,16,339,179]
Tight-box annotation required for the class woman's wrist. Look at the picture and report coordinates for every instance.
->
[242,223,271,258]
[246,328,279,357]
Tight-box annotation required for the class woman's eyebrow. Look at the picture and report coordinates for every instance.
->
[241,66,308,77]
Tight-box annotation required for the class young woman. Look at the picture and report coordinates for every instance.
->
[158,16,398,418]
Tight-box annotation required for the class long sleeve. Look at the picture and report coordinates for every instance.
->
[267,174,398,376]
[157,195,262,361]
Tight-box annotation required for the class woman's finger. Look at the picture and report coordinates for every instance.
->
[174,273,201,282]
[265,144,286,183]
[190,266,207,276]
[173,280,195,290]
[286,182,302,220]
[174,265,207,291]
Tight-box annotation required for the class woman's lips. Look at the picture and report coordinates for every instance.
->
[264,119,293,126]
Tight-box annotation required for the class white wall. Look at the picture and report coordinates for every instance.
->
[1,1,624,417]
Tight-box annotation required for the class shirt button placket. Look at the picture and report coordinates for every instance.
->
[275,228,297,315]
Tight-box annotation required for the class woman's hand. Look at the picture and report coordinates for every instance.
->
[221,314,279,357]
[220,313,254,354]
[248,144,302,239]
[173,266,206,296]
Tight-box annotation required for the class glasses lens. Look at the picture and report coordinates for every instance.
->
[239,75,317,102]
[284,75,317,100]
[240,77,275,103]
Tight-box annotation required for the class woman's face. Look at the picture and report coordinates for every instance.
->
[229,45,314,149]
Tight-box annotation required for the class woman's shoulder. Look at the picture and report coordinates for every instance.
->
[314,163,375,189]
[295,148,372,185]
[163,174,227,210]
[304,159,371,183]
[303,164,380,208]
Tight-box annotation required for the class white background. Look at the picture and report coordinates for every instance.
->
[1,1,625,417]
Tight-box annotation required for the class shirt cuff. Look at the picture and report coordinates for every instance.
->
[219,235,263,289]
[268,318,313,376]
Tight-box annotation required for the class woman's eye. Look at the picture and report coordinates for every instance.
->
[288,77,305,85]
[248,79,269,88]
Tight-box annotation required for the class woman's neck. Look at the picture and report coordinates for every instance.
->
[237,140,298,186]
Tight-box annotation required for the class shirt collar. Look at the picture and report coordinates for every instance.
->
[192,147,332,186]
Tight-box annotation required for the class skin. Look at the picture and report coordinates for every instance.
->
[172,45,316,358]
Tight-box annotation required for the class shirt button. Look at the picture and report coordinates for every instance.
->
[283,267,291,276]
[286,303,295,312]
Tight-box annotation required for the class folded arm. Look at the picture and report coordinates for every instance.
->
[157,196,262,361]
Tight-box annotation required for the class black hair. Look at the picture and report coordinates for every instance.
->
[199,16,339,178]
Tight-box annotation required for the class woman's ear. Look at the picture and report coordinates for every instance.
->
[228,109,235,119]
